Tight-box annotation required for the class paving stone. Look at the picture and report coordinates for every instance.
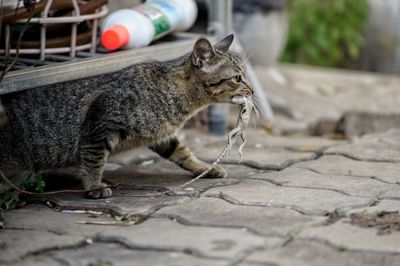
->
[380,189,400,200]
[3,205,126,237]
[192,144,317,170]
[49,191,187,218]
[98,217,267,258]
[47,160,244,216]
[336,111,400,137]
[204,179,372,215]
[244,239,400,266]
[256,65,400,136]
[348,200,400,214]
[295,155,400,184]
[180,128,318,170]
[13,256,59,266]
[219,164,263,180]
[15,243,228,266]
[0,230,84,263]
[239,263,275,266]
[2,206,266,263]
[105,160,240,193]
[324,140,400,162]
[156,197,315,236]
[183,128,344,152]
[360,128,400,146]
[131,158,259,182]
[299,220,400,253]
[255,66,343,135]
[106,128,323,173]
[272,114,309,135]
[251,167,398,198]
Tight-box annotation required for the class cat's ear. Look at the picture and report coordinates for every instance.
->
[214,34,234,52]
[192,38,215,67]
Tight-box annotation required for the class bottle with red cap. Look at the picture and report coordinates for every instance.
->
[101,0,197,51]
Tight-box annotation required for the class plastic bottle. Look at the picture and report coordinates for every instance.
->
[101,0,197,51]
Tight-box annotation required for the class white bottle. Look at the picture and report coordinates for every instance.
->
[101,0,198,50]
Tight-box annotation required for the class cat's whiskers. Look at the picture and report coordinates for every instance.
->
[240,45,251,62]
[242,50,256,66]
[250,96,261,118]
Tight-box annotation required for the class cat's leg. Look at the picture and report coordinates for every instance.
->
[149,137,226,178]
[78,141,112,199]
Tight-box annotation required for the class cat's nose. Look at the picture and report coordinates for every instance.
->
[244,80,254,95]
[248,84,254,95]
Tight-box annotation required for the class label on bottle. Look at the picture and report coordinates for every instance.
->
[134,4,171,37]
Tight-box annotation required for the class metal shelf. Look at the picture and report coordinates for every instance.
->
[0,33,209,94]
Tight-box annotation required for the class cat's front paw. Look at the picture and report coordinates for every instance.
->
[196,165,226,179]
[85,184,113,199]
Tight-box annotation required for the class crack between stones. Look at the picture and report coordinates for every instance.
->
[0,226,37,232]
[334,199,379,214]
[278,151,324,170]
[250,174,398,201]
[150,212,333,264]
[243,236,400,266]
[204,193,316,216]
[292,165,398,186]
[227,234,296,266]
[205,153,319,172]
[281,140,349,155]
[93,235,232,261]
[227,247,278,266]
[4,226,85,239]
[248,176,354,197]
[248,153,320,171]
[379,196,400,201]
[323,151,400,164]
[205,191,380,218]
[5,234,229,265]
[151,213,286,239]
[0,237,90,264]
[298,236,400,256]
[44,198,186,226]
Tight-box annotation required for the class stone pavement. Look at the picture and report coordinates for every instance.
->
[1,127,400,266]
[256,64,400,136]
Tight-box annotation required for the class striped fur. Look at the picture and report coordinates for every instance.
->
[0,35,250,198]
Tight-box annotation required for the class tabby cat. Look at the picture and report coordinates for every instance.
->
[0,34,252,198]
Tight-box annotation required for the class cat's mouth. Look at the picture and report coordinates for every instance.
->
[231,88,253,105]
[231,95,247,105]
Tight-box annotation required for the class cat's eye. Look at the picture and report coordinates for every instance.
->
[234,75,242,82]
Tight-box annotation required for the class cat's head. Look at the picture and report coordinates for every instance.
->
[188,34,253,104]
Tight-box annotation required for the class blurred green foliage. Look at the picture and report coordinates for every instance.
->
[1,171,45,211]
[281,0,369,67]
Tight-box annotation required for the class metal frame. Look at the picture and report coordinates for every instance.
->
[0,33,209,94]
[1,0,108,60]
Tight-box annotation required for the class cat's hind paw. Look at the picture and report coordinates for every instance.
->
[85,185,112,199]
